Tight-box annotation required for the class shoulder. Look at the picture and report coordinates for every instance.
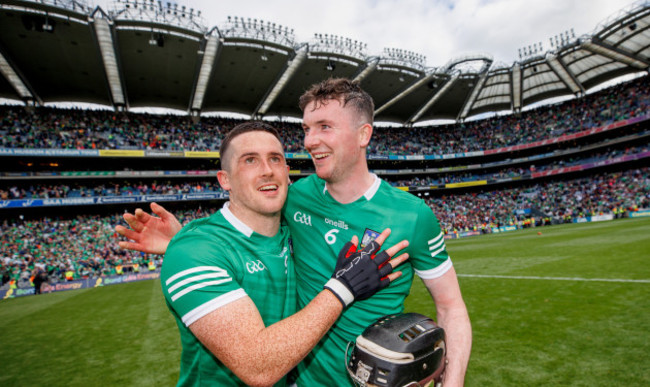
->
[377,180,427,208]
[374,180,439,225]
[289,174,323,195]
[166,212,232,258]
[286,175,324,211]
[161,212,242,289]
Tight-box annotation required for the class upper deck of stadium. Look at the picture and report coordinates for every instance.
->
[0,0,649,124]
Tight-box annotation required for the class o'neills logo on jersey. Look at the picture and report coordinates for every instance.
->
[325,218,349,230]
[293,211,312,226]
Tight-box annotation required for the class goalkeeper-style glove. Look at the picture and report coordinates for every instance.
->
[324,240,394,307]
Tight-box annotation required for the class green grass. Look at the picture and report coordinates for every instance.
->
[406,217,650,386]
[1,217,649,386]
[0,281,178,386]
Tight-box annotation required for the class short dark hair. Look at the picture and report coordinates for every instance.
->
[299,78,374,125]
[219,121,282,171]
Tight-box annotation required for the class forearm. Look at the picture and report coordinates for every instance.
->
[422,270,472,387]
[436,302,472,387]
[246,291,343,384]
[196,291,343,386]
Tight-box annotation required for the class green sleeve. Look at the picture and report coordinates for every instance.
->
[408,201,452,277]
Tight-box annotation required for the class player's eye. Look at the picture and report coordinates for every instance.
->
[244,157,257,164]
[270,156,282,163]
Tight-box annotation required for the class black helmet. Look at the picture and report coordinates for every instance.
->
[346,313,446,387]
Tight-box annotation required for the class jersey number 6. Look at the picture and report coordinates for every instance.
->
[325,229,339,245]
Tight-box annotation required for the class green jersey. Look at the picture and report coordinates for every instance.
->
[161,203,296,387]
[284,174,451,386]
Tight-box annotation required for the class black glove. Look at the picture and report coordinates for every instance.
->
[324,240,394,307]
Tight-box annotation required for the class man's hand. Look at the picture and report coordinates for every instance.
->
[115,202,182,255]
[324,229,409,307]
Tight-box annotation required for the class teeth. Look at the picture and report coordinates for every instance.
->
[314,153,330,159]
[259,184,278,191]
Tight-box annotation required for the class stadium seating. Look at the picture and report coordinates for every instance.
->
[0,76,648,154]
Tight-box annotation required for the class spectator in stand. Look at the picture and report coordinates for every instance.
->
[32,266,47,294]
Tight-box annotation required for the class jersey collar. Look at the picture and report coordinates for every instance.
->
[221,202,254,238]
[323,173,381,201]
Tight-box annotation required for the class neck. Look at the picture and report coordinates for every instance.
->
[227,202,281,237]
[325,169,375,204]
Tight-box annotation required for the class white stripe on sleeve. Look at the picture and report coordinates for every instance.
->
[414,258,453,279]
[181,289,248,326]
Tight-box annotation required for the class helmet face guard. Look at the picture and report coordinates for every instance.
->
[346,313,446,387]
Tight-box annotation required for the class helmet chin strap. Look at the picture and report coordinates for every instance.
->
[346,340,366,387]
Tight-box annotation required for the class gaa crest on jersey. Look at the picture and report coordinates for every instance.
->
[361,228,380,249]
[293,211,312,226]
[246,260,267,274]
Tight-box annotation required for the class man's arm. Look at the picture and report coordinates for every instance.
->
[192,287,341,386]
[422,267,472,387]
[115,202,180,254]
[189,231,409,386]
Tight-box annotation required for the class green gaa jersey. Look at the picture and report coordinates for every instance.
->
[284,174,452,386]
[161,202,296,387]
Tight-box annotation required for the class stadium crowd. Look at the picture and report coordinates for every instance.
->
[389,143,649,187]
[0,76,648,155]
[3,143,647,200]
[368,75,650,155]
[2,167,648,291]
[429,167,649,234]
[1,180,224,200]
[0,207,215,290]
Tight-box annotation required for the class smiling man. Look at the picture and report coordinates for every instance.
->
[157,121,408,386]
[283,78,471,387]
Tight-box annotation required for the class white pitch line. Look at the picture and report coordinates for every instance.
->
[457,274,650,283]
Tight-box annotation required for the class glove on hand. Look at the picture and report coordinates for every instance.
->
[324,240,394,307]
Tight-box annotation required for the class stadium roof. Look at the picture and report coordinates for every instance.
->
[0,0,649,124]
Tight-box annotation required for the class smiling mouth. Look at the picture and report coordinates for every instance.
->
[312,152,331,160]
[258,184,279,192]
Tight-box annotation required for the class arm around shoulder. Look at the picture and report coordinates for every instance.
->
[190,290,343,386]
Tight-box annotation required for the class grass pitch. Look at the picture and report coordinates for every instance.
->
[1,217,648,386]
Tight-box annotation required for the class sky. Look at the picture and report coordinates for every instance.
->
[94,0,634,67]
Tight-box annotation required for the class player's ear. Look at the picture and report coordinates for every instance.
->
[359,123,373,147]
[217,170,231,191]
